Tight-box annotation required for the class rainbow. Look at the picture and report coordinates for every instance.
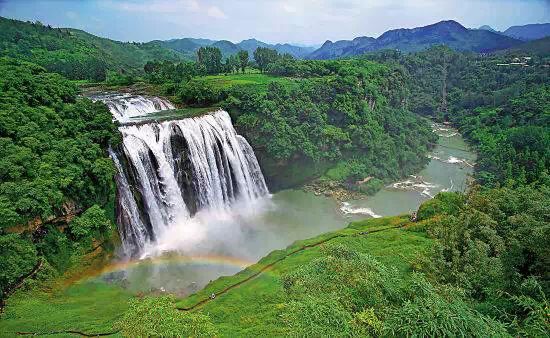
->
[71,254,256,283]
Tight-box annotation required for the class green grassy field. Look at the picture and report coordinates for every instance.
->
[0,215,431,336]
[201,72,297,93]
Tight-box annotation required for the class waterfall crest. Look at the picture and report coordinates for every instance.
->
[104,95,268,256]
[92,93,175,123]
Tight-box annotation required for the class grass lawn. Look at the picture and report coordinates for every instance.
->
[201,72,297,93]
[0,281,131,337]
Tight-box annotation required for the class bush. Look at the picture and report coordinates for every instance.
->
[384,275,509,337]
[36,226,74,271]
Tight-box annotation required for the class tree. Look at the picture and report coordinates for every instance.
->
[196,46,222,75]
[224,54,239,73]
[237,50,249,73]
[253,47,279,72]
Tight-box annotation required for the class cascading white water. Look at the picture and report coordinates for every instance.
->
[103,94,268,256]
[91,93,175,123]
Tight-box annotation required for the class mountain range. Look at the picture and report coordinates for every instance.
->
[156,37,315,59]
[308,20,526,59]
[478,23,550,41]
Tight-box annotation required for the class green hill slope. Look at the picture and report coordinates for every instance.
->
[0,16,186,80]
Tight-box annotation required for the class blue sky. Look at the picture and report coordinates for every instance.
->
[0,0,548,45]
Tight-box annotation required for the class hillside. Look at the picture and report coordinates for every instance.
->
[308,20,522,59]
[505,36,550,56]
[503,23,550,41]
[0,16,186,80]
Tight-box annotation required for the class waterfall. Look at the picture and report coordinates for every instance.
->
[102,95,268,257]
[91,93,175,123]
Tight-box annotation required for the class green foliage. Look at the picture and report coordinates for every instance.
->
[253,47,280,72]
[417,191,465,220]
[356,178,384,195]
[69,205,113,243]
[227,59,435,183]
[178,79,223,106]
[35,226,73,272]
[144,60,200,85]
[114,295,218,337]
[0,58,118,293]
[105,70,136,86]
[237,50,249,73]
[0,234,38,299]
[280,244,508,337]
[0,57,118,228]
[421,184,550,335]
[385,275,509,337]
[0,17,185,80]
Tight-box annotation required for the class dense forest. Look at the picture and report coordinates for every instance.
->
[365,46,549,187]
[0,58,118,299]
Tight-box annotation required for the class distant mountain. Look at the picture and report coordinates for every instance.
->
[156,38,215,58]
[236,39,315,58]
[478,25,498,33]
[308,20,522,59]
[503,23,550,41]
[158,37,314,59]
[237,38,271,55]
[213,40,241,56]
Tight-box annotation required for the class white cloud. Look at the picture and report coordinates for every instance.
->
[207,5,226,19]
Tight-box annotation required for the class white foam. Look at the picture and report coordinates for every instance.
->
[389,175,439,198]
[340,202,381,218]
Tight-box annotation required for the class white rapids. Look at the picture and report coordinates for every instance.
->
[91,93,175,123]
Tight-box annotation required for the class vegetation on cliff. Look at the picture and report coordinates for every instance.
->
[0,58,119,298]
